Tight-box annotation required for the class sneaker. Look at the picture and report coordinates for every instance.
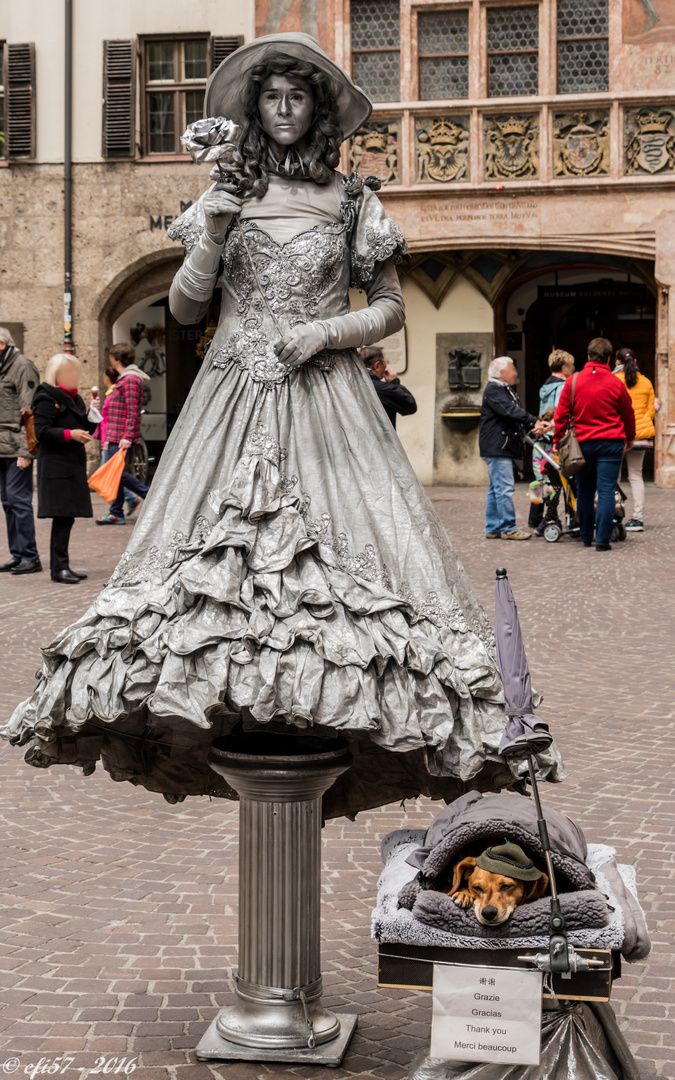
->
[485,531,501,539]
[125,496,142,518]
[501,529,532,541]
[596,543,612,551]
[96,513,125,525]
[625,518,644,532]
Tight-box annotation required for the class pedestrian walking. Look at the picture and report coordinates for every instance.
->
[96,365,142,519]
[97,342,150,525]
[554,337,635,551]
[529,348,575,531]
[32,354,100,583]
[361,345,417,429]
[479,356,547,540]
[95,365,118,449]
[613,347,655,532]
[0,327,42,575]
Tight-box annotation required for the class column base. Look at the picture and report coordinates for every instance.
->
[195,1010,358,1066]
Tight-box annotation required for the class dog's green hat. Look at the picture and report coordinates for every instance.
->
[476,843,542,881]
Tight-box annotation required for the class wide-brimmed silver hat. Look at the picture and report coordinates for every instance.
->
[204,32,372,140]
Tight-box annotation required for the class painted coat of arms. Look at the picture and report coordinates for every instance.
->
[416,118,469,183]
[553,112,610,177]
[484,115,539,180]
[350,122,399,185]
[625,108,675,175]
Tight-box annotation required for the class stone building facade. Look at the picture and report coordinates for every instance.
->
[1,0,675,485]
[258,0,675,486]
[0,1,252,462]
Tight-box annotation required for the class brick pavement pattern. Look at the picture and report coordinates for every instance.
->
[0,488,673,1080]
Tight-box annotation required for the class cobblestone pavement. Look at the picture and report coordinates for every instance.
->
[0,486,673,1080]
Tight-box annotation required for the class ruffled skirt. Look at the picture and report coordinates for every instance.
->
[3,353,564,817]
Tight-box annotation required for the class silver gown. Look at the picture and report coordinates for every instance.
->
[2,170,563,818]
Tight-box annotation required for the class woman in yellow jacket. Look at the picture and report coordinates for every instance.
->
[614,347,656,532]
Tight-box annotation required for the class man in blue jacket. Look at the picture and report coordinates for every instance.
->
[479,356,546,540]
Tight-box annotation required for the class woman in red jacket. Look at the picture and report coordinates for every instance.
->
[554,337,635,551]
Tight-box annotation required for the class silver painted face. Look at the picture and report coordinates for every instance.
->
[258,74,315,155]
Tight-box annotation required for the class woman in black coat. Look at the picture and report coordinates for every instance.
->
[32,354,100,583]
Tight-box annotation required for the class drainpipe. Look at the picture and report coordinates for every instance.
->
[63,0,74,353]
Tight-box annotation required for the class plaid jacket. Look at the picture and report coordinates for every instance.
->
[105,370,144,444]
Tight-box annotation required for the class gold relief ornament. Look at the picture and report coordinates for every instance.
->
[484,115,539,180]
[553,112,610,178]
[350,123,399,185]
[625,108,675,175]
[416,118,469,183]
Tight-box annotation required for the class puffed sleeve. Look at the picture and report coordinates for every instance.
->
[167,190,225,325]
[349,182,408,290]
[313,180,408,350]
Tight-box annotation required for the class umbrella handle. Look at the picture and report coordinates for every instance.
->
[526,753,571,974]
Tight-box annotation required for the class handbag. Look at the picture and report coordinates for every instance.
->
[557,374,586,478]
[88,447,126,504]
[20,408,39,455]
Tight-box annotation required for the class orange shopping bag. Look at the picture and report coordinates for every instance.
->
[88,447,126,504]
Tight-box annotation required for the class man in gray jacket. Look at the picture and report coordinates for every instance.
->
[0,329,42,574]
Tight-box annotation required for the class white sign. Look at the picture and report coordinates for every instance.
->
[431,964,542,1066]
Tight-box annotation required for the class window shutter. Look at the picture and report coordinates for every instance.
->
[211,36,244,72]
[5,43,36,159]
[102,39,135,158]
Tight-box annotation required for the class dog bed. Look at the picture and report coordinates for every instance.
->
[371,829,650,962]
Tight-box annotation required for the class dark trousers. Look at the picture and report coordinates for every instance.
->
[50,516,75,572]
[107,443,149,518]
[576,439,625,546]
[0,457,39,560]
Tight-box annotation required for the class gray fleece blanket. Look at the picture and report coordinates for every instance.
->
[410,886,609,939]
[372,829,651,962]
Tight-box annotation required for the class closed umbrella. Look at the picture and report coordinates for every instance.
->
[494,566,554,759]
[494,567,571,974]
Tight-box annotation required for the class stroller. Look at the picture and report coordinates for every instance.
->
[525,434,628,543]
[525,434,578,543]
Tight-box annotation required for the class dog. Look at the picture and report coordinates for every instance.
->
[446,842,549,926]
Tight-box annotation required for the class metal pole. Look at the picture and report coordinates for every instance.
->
[63,0,74,353]
[196,733,358,1066]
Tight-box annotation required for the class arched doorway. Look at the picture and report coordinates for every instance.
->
[493,253,657,416]
[96,254,221,468]
[493,252,657,477]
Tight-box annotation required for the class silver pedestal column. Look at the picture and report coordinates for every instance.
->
[195,733,358,1066]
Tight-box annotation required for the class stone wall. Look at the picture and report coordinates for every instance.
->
[0,161,213,389]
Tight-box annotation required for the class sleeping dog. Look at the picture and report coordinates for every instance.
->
[447,842,549,926]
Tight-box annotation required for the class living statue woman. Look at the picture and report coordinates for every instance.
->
[2,35,562,817]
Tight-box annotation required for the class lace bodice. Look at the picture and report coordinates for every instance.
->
[211,218,350,388]
[168,172,407,391]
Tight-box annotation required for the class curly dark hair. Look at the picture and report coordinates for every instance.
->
[229,58,343,199]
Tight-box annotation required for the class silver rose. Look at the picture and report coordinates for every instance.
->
[180,116,240,164]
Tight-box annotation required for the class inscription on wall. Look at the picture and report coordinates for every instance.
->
[419,200,539,227]
[149,201,193,232]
